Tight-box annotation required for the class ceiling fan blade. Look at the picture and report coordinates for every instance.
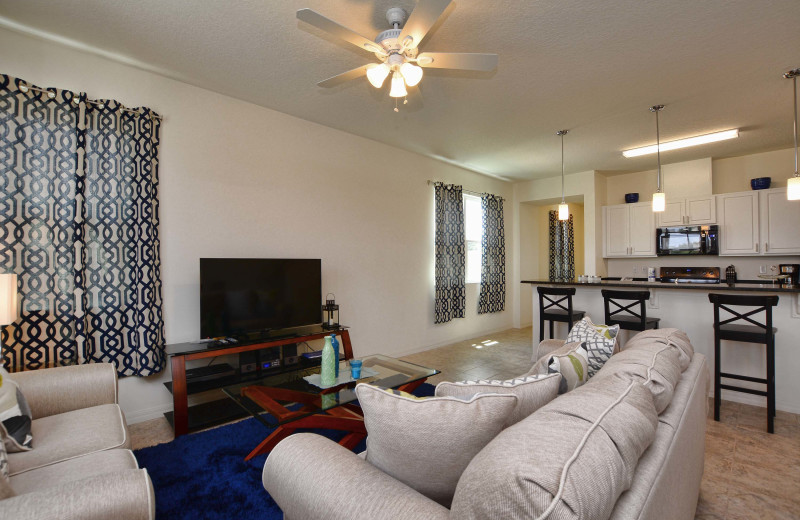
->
[416,52,498,71]
[317,64,372,88]
[297,9,385,55]
[398,0,452,50]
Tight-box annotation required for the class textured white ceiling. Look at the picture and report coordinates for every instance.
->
[2,0,798,181]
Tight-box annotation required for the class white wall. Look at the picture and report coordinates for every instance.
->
[0,28,515,423]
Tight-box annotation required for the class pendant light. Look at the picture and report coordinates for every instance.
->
[556,130,569,220]
[650,105,666,212]
[784,69,800,200]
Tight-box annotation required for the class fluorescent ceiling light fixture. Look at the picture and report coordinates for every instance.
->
[622,129,739,158]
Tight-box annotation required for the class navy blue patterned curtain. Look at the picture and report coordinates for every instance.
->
[0,74,165,376]
[478,194,505,314]
[434,183,465,324]
[548,211,575,282]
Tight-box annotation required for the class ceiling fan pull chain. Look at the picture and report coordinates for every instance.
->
[394,98,399,113]
[404,96,408,105]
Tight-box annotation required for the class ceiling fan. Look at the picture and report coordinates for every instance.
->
[297,1,498,105]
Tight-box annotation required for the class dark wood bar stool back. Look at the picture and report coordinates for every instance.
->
[537,287,586,341]
[601,290,660,331]
[708,293,779,433]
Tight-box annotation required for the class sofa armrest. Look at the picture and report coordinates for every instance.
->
[533,339,565,363]
[3,469,154,520]
[11,363,118,418]
[263,433,450,520]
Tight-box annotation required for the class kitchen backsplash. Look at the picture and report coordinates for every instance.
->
[606,255,800,280]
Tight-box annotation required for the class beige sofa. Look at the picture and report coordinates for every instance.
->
[262,330,709,520]
[1,363,155,520]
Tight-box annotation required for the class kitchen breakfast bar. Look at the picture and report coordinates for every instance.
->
[521,279,800,414]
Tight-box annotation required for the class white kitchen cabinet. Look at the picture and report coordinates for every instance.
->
[656,196,716,226]
[603,202,656,258]
[761,188,800,255]
[604,205,630,257]
[717,192,759,255]
[686,196,716,225]
[657,201,686,227]
[629,203,657,255]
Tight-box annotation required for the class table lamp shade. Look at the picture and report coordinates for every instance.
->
[0,273,18,326]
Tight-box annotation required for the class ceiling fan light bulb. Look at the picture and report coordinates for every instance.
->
[366,63,390,88]
[400,63,423,87]
[390,72,407,98]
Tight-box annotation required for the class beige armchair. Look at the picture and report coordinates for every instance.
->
[1,363,154,520]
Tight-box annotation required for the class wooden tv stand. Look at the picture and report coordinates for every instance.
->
[167,328,353,437]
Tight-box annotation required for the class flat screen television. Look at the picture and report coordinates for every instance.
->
[200,258,322,339]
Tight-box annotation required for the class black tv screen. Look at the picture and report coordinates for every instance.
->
[200,258,322,338]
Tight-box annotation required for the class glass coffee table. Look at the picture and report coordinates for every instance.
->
[222,355,439,460]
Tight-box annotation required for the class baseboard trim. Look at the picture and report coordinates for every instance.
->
[707,389,800,415]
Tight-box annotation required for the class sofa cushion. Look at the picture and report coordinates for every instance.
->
[526,341,589,394]
[355,383,517,507]
[593,342,681,414]
[7,404,129,476]
[450,376,658,520]
[435,373,560,427]
[9,448,139,495]
[0,437,12,499]
[566,317,620,377]
[0,367,33,452]
[624,328,695,372]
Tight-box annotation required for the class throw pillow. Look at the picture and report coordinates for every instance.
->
[527,341,589,394]
[451,376,658,520]
[435,373,561,427]
[592,342,681,414]
[0,367,33,452]
[624,328,694,372]
[566,317,619,378]
[355,383,518,507]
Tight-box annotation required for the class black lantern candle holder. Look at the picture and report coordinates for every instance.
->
[322,293,339,330]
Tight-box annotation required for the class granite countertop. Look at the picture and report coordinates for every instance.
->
[520,279,800,293]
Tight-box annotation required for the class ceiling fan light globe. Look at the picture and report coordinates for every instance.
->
[390,72,408,98]
[366,63,391,88]
[400,63,423,87]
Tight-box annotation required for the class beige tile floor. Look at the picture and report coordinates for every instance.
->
[130,327,800,518]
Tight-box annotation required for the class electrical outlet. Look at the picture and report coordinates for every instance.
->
[759,265,767,274]
[633,267,638,274]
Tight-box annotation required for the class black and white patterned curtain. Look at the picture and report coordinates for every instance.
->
[0,74,165,376]
[478,194,505,314]
[434,183,465,324]
[548,211,575,282]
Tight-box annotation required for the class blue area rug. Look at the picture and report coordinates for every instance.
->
[135,383,435,520]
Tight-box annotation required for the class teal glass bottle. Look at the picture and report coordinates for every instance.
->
[321,336,336,387]
[331,333,340,377]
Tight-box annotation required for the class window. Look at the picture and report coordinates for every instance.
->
[464,194,483,283]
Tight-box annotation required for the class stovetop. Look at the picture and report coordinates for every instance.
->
[660,267,720,283]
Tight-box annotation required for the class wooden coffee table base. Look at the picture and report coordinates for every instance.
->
[241,378,427,461]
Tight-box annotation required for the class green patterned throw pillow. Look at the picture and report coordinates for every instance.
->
[566,317,619,378]
[0,367,33,452]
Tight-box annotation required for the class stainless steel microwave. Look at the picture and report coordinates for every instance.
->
[656,225,719,256]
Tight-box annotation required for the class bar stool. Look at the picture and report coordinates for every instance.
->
[708,293,779,433]
[601,290,660,332]
[537,287,586,342]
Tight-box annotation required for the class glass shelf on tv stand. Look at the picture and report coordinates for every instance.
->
[165,324,349,357]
